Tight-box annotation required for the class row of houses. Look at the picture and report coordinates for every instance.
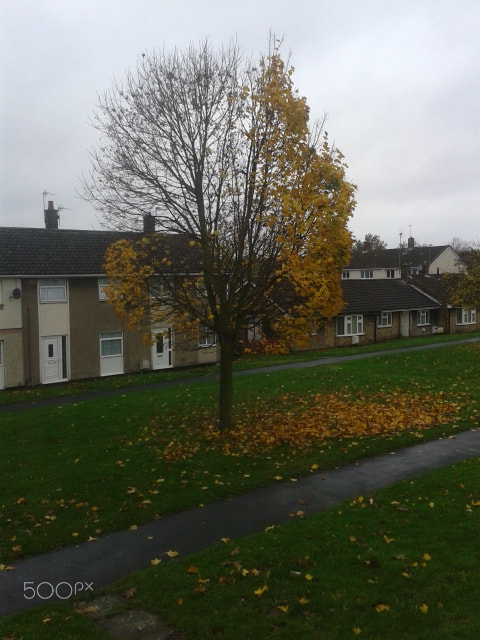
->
[0,204,477,389]
[0,205,219,389]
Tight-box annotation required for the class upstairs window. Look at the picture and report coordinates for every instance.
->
[39,279,67,303]
[98,277,109,301]
[386,269,395,279]
[360,270,373,279]
[341,271,350,279]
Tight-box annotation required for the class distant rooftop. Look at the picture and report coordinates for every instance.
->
[347,244,452,270]
[340,278,440,314]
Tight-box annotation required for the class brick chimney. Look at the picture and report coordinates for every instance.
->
[407,236,415,249]
[44,200,59,229]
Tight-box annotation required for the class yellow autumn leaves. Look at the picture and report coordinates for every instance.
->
[157,389,459,460]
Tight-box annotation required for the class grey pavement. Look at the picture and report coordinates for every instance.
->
[1,428,479,616]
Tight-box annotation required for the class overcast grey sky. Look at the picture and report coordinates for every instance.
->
[1,0,478,248]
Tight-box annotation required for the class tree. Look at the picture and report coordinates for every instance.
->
[443,246,480,309]
[83,39,356,431]
[351,233,387,255]
[449,237,475,254]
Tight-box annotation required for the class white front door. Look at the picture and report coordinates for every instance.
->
[0,341,4,389]
[400,311,410,337]
[152,328,173,369]
[42,336,64,383]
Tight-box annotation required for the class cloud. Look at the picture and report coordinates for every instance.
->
[1,0,478,247]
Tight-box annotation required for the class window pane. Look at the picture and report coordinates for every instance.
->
[39,279,66,302]
[100,331,123,357]
[100,339,122,357]
[198,325,215,346]
[100,331,122,340]
[156,335,164,354]
[346,316,352,334]
[98,277,109,301]
[336,317,344,335]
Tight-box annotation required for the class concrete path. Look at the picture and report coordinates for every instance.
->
[1,428,479,616]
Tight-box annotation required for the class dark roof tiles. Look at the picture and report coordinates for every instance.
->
[0,227,200,276]
[340,279,440,315]
[347,246,451,270]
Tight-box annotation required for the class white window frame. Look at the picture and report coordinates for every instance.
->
[361,270,373,279]
[341,271,350,279]
[417,310,430,326]
[456,308,476,325]
[99,331,123,357]
[198,325,216,347]
[377,311,392,328]
[336,315,364,336]
[98,277,109,301]
[39,278,67,303]
[386,269,395,279]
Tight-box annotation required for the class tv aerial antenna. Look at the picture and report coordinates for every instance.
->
[42,190,55,209]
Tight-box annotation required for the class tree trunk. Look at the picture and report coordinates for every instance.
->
[218,337,234,432]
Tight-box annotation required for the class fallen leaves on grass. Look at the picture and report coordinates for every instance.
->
[148,389,459,460]
[123,586,137,599]
[254,584,268,596]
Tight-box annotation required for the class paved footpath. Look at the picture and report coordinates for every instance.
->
[1,428,479,616]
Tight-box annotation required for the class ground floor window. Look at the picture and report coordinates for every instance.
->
[456,308,476,325]
[336,315,364,336]
[417,310,430,326]
[100,331,123,357]
[198,325,216,347]
[377,311,392,328]
[99,331,124,376]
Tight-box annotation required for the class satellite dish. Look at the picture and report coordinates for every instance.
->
[11,288,21,299]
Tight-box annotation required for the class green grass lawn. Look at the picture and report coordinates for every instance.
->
[1,331,478,407]
[1,341,479,567]
[1,340,480,637]
[1,458,479,639]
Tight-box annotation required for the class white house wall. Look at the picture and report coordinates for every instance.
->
[0,278,24,387]
[37,291,70,337]
[429,247,462,274]
[0,278,22,329]
[37,282,71,383]
[345,268,401,280]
